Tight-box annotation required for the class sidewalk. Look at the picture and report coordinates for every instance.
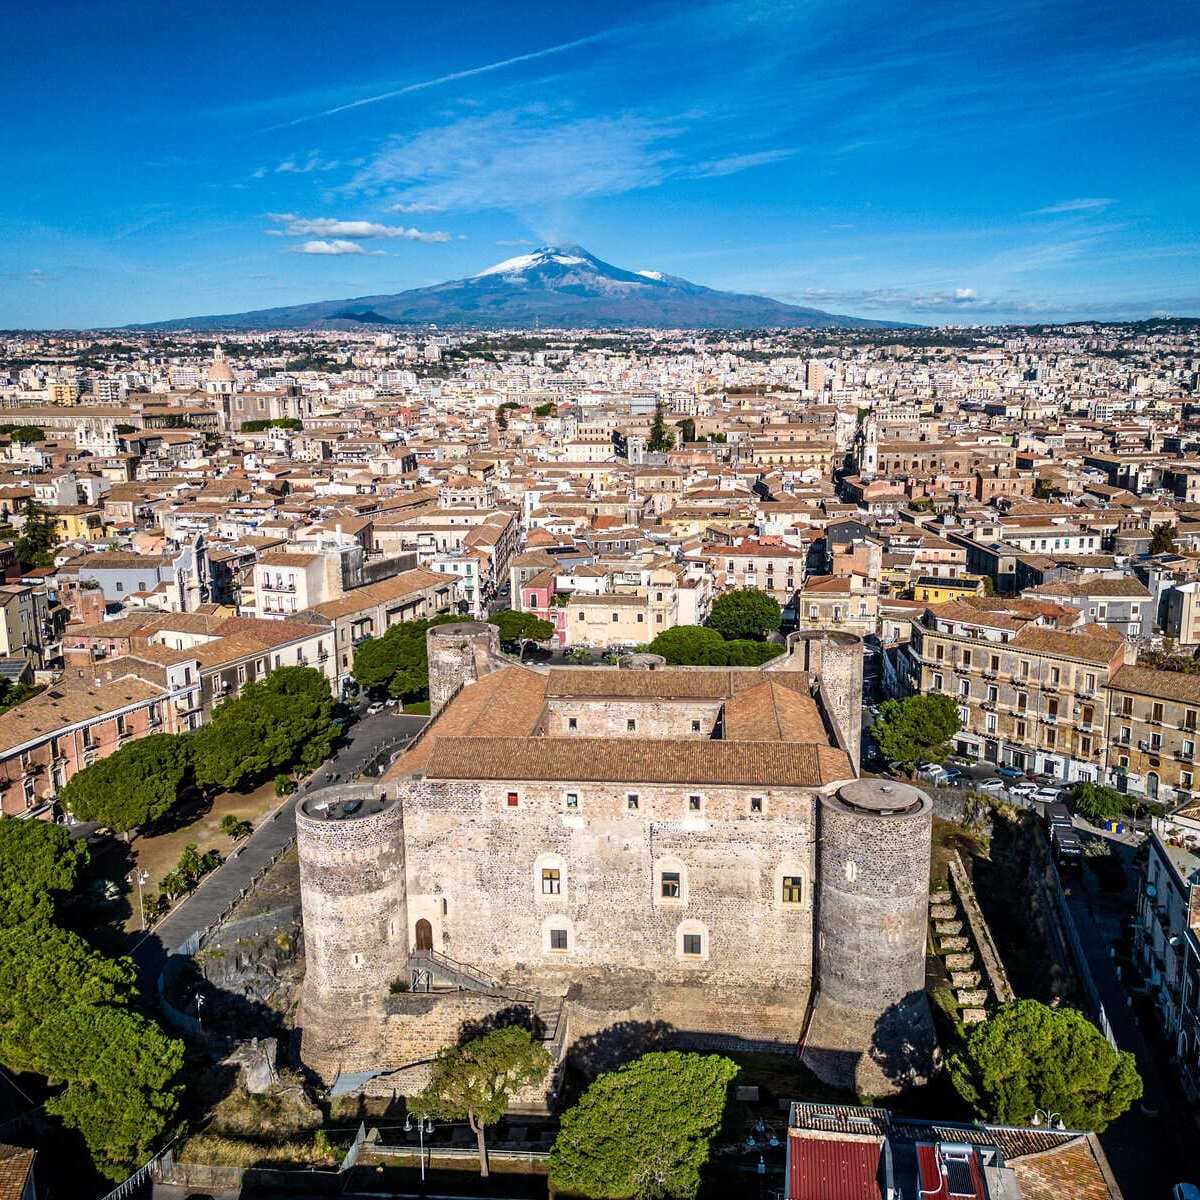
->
[133,711,424,978]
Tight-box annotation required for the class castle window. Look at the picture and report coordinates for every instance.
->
[692,720,701,733]
[845,860,858,883]
[782,876,804,904]
[568,717,578,731]
[682,934,702,956]
[750,796,763,813]
[661,871,680,899]
[627,793,639,810]
[688,794,702,812]
[549,928,568,951]
[565,792,578,809]
[627,719,637,732]
[507,791,519,807]
[541,868,561,895]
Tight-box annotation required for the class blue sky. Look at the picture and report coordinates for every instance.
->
[3,0,1198,328]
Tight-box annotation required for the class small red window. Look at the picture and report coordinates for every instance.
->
[507,792,519,807]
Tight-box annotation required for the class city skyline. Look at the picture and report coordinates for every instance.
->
[2,0,1198,328]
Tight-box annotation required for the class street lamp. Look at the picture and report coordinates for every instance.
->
[129,869,149,929]
[1030,1108,1065,1130]
[404,1115,435,1182]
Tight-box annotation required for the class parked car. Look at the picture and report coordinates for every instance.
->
[1007,781,1039,797]
[917,763,950,783]
[995,765,1027,782]
[1032,787,1064,804]
[975,779,1007,795]
[366,702,385,716]
[941,766,968,785]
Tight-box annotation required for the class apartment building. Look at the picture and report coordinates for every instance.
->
[702,539,808,606]
[562,567,687,650]
[911,599,1129,781]
[793,574,878,636]
[1132,812,1200,1101]
[1105,665,1200,805]
[300,567,460,688]
[1023,577,1151,640]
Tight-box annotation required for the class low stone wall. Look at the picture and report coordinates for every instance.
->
[948,853,1014,1005]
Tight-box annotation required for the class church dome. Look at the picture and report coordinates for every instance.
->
[206,346,235,384]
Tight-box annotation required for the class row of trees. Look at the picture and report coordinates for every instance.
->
[0,821,184,1179]
[642,588,785,666]
[59,665,336,833]
[408,998,1140,1196]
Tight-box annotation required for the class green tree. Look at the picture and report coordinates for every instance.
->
[646,401,675,453]
[7,425,45,445]
[410,1026,551,1177]
[191,665,336,791]
[721,638,785,666]
[646,626,730,665]
[492,610,554,648]
[948,1000,1141,1133]
[0,818,86,927]
[706,588,781,642]
[550,1051,738,1200]
[0,822,184,1179]
[534,402,557,417]
[219,814,252,841]
[872,694,962,767]
[675,417,696,443]
[1149,523,1176,555]
[1070,782,1129,822]
[350,615,459,701]
[59,734,192,834]
[14,498,58,568]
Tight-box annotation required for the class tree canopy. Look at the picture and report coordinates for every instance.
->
[645,625,783,667]
[646,402,675,453]
[706,588,781,642]
[1070,782,1129,822]
[550,1051,738,1200]
[1149,523,1176,555]
[191,665,335,791]
[0,821,184,1178]
[351,614,459,700]
[871,694,961,766]
[492,610,554,647]
[410,1026,551,1177]
[948,999,1141,1133]
[14,498,58,568]
[60,734,192,833]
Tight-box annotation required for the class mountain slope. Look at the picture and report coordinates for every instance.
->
[133,244,898,331]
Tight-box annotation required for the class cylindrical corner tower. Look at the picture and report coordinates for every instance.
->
[297,782,408,1005]
[426,621,501,718]
[781,630,864,775]
[817,779,932,1012]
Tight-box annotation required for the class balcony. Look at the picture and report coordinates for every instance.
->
[261,581,297,593]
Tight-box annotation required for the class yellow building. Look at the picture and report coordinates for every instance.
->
[50,507,106,541]
[912,575,986,604]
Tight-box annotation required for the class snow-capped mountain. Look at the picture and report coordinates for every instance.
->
[134,243,896,330]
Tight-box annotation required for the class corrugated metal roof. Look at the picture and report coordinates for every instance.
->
[787,1129,883,1200]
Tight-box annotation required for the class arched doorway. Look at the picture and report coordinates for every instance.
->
[415,919,433,952]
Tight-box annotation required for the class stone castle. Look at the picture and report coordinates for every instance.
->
[296,623,935,1097]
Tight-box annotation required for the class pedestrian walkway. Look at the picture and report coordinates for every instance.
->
[133,711,424,978]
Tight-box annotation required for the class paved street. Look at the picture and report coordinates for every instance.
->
[132,711,425,981]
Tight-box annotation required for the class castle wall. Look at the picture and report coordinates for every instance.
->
[399,777,818,997]
[816,782,932,1012]
[296,785,409,1001]
[427,622,501,718]
[779,631,864,775]
[542,697,724,738]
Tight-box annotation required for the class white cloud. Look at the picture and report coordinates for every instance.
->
[686,147,800,178]
[954,287,977,301]
[293,239,367,256]
[267,213,451,242]
[1030,197,1116,215]
[387,201,445,214]
[347,108,683,211]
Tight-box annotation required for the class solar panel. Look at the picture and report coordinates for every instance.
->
[946,1155,976,1196]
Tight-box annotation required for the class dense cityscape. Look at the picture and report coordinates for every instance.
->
[0,317,1194,1197]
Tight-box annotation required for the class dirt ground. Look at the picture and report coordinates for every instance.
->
[124,779,287,930]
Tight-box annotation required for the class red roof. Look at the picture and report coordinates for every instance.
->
[916,1143,985,1200]
[787,1130,883,1200]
